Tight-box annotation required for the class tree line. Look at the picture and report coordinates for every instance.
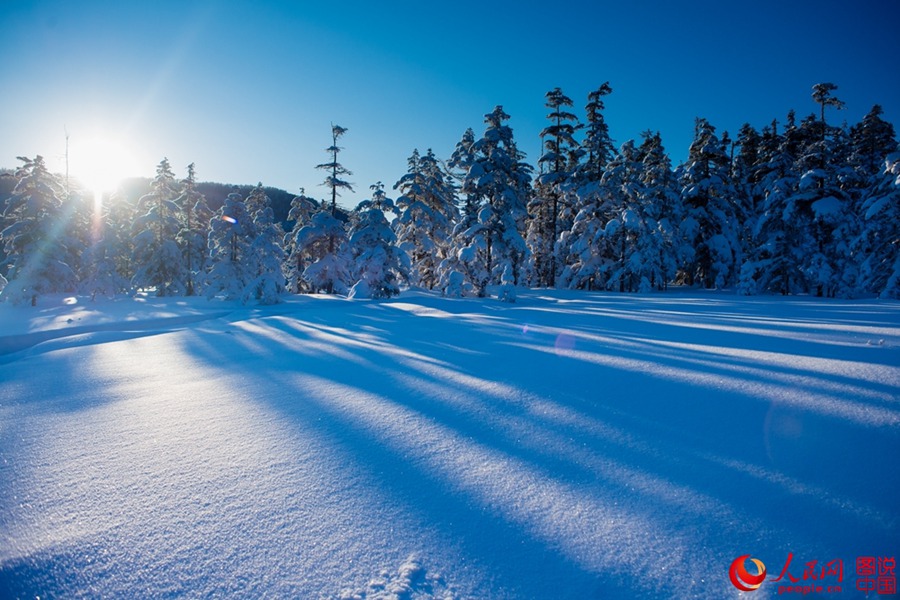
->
[1,82,898,305]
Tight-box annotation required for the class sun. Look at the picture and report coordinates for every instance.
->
[72,137,139,196]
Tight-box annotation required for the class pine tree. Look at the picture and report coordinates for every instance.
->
[600,141,644,292]
[678,118,741,288]
[557,84,615,285]
[244,182,269,226]
[529,87,581,287]
[440,128,479,294]
[849,105,897,179]
[740,118,805,295]
[348,183,409,298]
[79,187,131,300]
[459,106,532,295]
[394,149,458,290]
[131,158,187,296]
[0,155,77,304]
[81,230,130,300]
[637,131,681,291]
[283,188,318,293]
[177,163,211,296]
[558,179,609,291]
[811,83,846,146]
[577,83,615,185]
[205,191,253,300]
[244,200,286,305]
[858,147,900,297]
[792,86,853,297]
[294,207,351,294]
[316,124,353,215]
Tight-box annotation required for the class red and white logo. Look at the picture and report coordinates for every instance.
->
[730,554,767,592]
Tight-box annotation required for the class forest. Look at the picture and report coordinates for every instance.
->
[1,82,898,305]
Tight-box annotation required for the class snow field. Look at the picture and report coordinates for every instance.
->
[1,290,898,598]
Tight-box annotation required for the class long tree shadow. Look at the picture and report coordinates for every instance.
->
[174,292,900,596]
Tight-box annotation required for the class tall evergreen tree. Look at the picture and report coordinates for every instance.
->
[177,163,211,296]
[132,158,187,296]
[294,206,351,294]
[205,191,254,301]
[80,188,131,300]
[394,149,458,290]
[740,119,805,295]
[790,86,854,297]
[529,87,581,287]
[244,197,286,305]
[637,131,682,291]
[0,155,77,304]
[678,118,741,288]
[316,124,353,215]
[849,105,897,179]
[349,183,409,298]
[459,106,532,295]
[283,188,318,294]
[557,84,615,285]
[858,147,900,297]
[811,83,846,146]
[576,82,615,185]
[600,141,645,292]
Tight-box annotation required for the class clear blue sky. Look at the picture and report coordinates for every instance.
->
[2,0,898,209]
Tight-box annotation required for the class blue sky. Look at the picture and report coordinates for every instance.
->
[1,0,898,208]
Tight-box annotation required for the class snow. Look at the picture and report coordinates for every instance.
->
[811,196,842,218]
[1,290,898,598]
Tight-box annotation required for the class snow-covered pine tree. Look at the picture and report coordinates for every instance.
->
[637,131,682,291]
[459,106,532,295]
[59,186,92,289]
[244,182,269,226]
[316,124,354,216]
[243,200,286,305]
[348,183,409,299]
[177,163,212,296]
[849,105,897,181]
[739,118,805,295]
[732,123,765,263]
[558,84,616,287]
[131,158,187,296]
[792,86,854,297]
[80,229,130,300]
[282,188,318,294]
[205,191,254,300]
[0,155,77,304]
[858,146,900,298]
[599,140,645,292]
[528,88,581,288]
[78,184,132,300]
[439,128,479,295]
[576,83,615,186]
[394,149,458,290]
[557,178,607,290]
[294,206,351,295]
[448,128,478,226]
[678,118,741,288]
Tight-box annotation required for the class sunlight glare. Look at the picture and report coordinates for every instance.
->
[72,137,138,196]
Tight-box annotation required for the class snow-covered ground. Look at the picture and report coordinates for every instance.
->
[1,289,898,599]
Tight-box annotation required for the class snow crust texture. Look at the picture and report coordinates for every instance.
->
[1,290,898,599]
